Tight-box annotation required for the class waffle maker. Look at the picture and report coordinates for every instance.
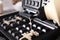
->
[0,0,60,40]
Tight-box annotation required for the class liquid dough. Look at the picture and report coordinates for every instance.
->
[44,0,60,26]
[19,30,39,40]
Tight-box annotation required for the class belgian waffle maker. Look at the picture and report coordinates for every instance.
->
[0,0,60,40]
